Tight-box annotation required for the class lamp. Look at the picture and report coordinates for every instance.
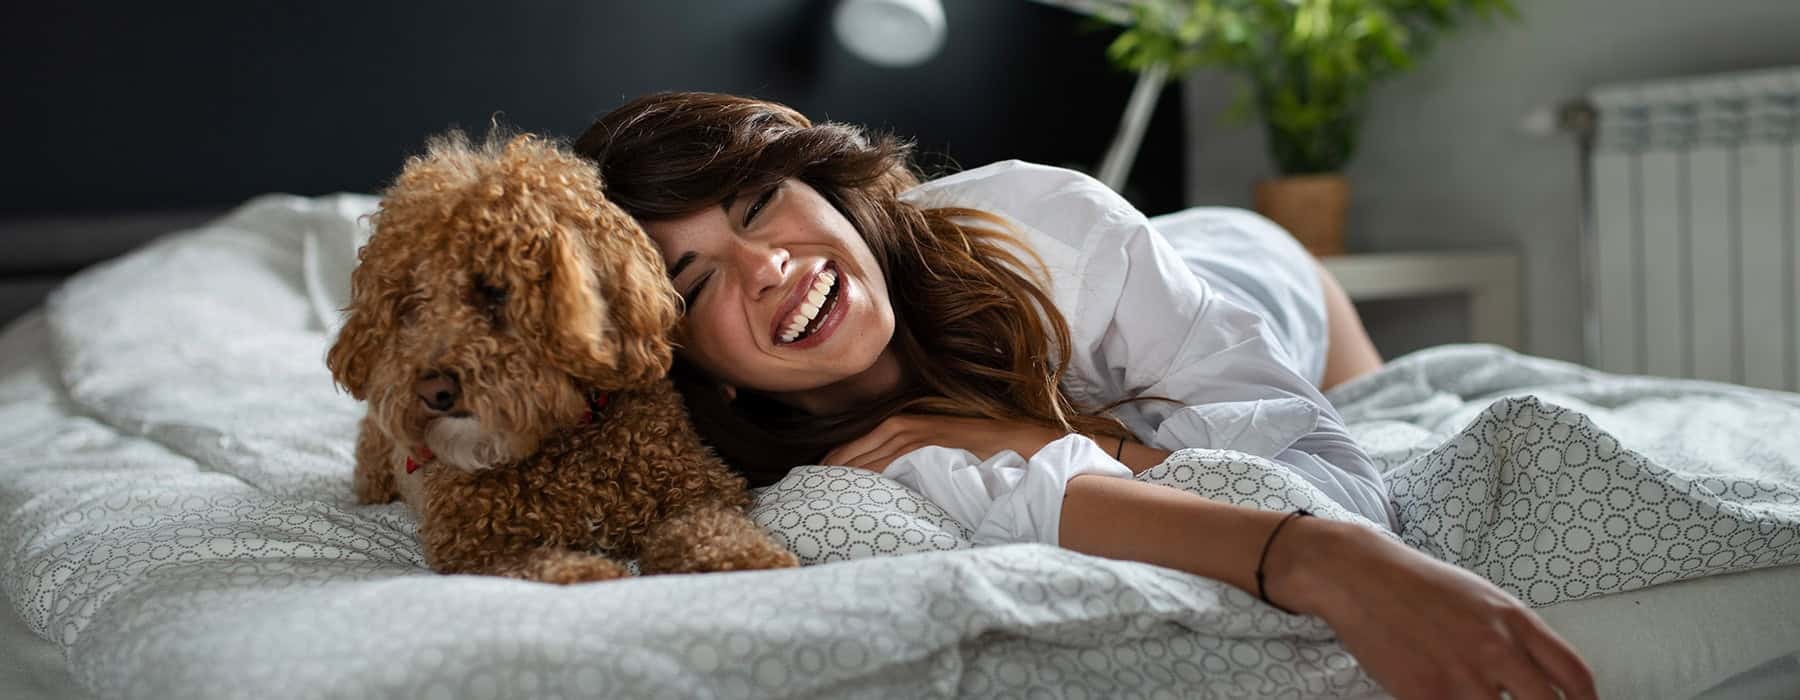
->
[833,0,947,68]
[1031,0,1161,192]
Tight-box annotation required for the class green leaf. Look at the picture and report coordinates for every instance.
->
[1096,0,1519,171]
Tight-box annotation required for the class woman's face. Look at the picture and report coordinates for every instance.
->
[641,178,900,411]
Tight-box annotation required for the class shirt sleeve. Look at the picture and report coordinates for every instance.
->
[880,433,1133,546]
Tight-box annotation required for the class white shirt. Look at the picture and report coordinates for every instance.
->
[879,161,1398,544]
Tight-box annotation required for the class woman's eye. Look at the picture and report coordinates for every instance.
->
[744,184,777,226]
[683,272,712,308]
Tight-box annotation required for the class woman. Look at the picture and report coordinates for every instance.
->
[574,92,1595,700]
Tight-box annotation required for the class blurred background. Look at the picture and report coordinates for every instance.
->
[5,0,1800,374]
[2,0,1182,323]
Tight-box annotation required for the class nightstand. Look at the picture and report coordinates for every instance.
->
[1319,251,1522,349]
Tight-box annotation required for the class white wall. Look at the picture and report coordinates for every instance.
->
[1179,0,1800,363]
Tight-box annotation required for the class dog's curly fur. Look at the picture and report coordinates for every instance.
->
[326,131,796,583]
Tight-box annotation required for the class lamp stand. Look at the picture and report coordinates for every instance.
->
[1097,61,1169,192]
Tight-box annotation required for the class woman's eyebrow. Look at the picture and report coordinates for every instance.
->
[667,251,696,280]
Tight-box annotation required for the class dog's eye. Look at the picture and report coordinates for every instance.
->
[397,299,421,326]
[396,287,426,326]
[471,276,508,323]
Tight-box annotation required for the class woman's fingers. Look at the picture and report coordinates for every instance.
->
[1417,607,1588,700]
[821,418,902,466]
[831,435,905,471]
[1475,623,1560,700]
[840,436,920,473]
[1313,531,1599,700]
[1377,617,1556,700]
[1514,609,1598,700]
[858,440,926,473]
[824,418,918,471]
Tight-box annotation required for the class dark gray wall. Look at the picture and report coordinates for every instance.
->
[2,1,1185,324]
[3,1,1183,214]
[3,0,1195,323]
[1179,0,1800,363]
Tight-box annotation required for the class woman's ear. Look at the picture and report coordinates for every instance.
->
[722,384,738,402]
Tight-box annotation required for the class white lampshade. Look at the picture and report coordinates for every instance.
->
[833,0,946,68]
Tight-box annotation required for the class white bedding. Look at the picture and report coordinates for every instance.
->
[3,195,1799,698]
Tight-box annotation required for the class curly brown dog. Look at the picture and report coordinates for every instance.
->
[326,131,796,583]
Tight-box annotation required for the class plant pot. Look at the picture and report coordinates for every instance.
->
[1253,174,1348,257]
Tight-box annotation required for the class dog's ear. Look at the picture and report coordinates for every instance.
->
[326,232,404,400]
[592,202,682,385]
[542,201,681,389]
[543,223,616,382]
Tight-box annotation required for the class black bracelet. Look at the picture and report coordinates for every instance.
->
[1114,434,1127,460]
[1255,509,1312,614]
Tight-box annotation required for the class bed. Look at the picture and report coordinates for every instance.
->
[2,195,1798,699]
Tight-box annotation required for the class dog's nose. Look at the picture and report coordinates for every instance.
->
[414,372,460,413]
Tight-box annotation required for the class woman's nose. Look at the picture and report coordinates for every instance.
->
[734,240,790,299]
[414,372,460,413]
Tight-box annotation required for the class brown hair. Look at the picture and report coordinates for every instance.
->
[574,92,1132,486]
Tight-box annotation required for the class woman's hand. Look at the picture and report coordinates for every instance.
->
[1266,517,1598,700]
[820,414,1067,472]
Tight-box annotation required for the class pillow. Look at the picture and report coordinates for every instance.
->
[748,449,1374,567]
[749,465,973,564]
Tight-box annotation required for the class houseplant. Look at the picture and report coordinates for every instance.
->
[1106,0,1515,255]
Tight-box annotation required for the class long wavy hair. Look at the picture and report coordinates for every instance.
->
[574,92,1133,486]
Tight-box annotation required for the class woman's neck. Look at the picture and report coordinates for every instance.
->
[770,344,909,416]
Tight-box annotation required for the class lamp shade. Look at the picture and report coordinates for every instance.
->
[833,0,946,68]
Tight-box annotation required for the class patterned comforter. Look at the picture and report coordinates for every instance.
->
[2,195,1797,698]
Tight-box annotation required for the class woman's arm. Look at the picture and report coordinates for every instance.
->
[826,416,1595,699]
[1107,436,1171,474]
[1059,474,1597,700]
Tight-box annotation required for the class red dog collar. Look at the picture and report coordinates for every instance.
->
[403,391,609,475]
[582,390,610,425]
[405,445,435,474]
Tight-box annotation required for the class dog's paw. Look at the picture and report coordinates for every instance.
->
[352,467,400,504]
[701,531,800,572]
[351,430,402,504]
[735,544,800,572]
[642,540,799,575]
[518,551,631,585]
[637,507,802,574]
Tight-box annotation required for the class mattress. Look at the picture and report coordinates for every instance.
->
[1,591,90,700]
[2,196,1798,698]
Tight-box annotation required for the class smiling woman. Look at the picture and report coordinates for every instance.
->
[575,91,1597,700]
[642,178,901,414]
[576,92,1122,487]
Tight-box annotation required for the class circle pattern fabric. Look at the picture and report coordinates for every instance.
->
[750,466,973,564]
[5,196,1800,698]
[1387,396,1800,606]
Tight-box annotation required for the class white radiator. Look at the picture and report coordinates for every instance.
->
[1582,67,1800,392]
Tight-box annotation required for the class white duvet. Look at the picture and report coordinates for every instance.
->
[3,195,1799,699]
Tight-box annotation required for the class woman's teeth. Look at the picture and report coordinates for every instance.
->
[779,268,838,344]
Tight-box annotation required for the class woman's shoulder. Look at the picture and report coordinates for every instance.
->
[911,159,1095,188]
[904,160,1122,214]
[903,160,1136,251]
